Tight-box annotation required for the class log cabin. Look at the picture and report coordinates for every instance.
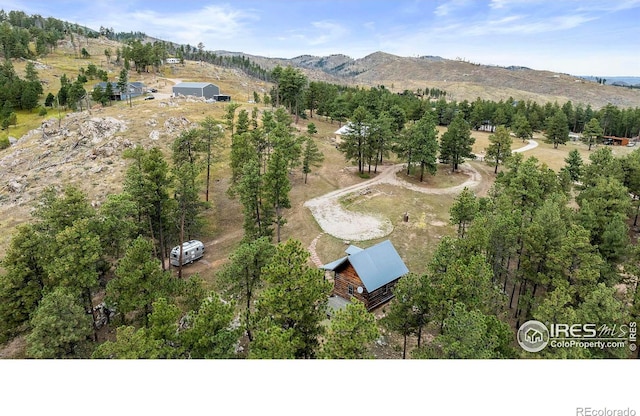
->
[321,240,409,311]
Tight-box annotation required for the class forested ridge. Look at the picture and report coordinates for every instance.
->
[1,9,640,359]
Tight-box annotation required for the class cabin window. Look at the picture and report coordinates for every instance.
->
[348,285,354,296]
[185,251,189,256]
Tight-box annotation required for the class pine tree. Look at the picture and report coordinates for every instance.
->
[43,218,102,340]
[581,117,604,151]
[321,300,379,359]
[92,326,160,359]
[562,149,584,182]
[236,159,273,240]
[254,239,332,358]
[414,302,514,359]
[263,147,291,243]
[544,110,569,149]
[106,236,176,326]
[301,136,324,184]
[217,237,276,341]
[180,293,240,358]
[381,272,432,358]
[410,112,439,181]
[0,224,47,342]
[117,68,129,106]
[199,116,225,202]
[26,287,93,358]
[338,106,369,174]
[485,125,512,174]
[123,146,172,267]
[439,113,475,172]
[449,187,478,238]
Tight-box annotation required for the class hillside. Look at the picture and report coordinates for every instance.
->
[216,50,640,109]
[0,34,270,258]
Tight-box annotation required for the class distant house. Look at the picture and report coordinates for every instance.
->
[172,82,220,99]
[165,57,180,64]
[94,81,145,101]
[333,122,368,143]
[334,124,351,142]
[321,240,409,311]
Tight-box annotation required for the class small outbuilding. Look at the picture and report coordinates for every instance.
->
[603,136,630,146]
[321,240,409,311]
[172,82,220,99]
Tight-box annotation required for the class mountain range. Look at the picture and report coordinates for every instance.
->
[214,50,640,109]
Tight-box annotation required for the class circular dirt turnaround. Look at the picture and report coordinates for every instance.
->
[304,163,479,241]
[304,140,538,241]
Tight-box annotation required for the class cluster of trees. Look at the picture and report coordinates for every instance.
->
[227,105,323,242]
[262,68,640,144]
[0,114,223,356]
[381,146,640,358]
[215,237,378,359]
[103,38,273,80]
[120,117,225,275]
[0,9,273,82]
[53,73,89,111]
[0,141,373,359]
[0,60,43,130]
[50,63,113,110]
[93,236,378,359]
[0,10,69,59]
[333,93,513,177]
[265,68,479,178]
[117,39,169,73]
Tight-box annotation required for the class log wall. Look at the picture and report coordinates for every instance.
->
[333,263,400,310]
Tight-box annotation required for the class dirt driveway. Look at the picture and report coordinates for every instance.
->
[304,140,538,242]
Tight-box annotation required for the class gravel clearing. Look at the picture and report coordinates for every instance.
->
[304,163,480,241]
[304,140,538,241]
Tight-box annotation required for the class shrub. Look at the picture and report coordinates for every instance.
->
[0,137,10,150]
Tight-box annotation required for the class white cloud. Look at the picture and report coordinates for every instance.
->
[271,20,349,51]
[575,0,640,12]
[148,6,254,43]
[489,0,546,10]
[434,0,470,17]
[309,20,350,45]
[461,13,596,36]
[363,21,376,31]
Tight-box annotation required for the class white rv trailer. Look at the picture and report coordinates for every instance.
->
[170,240,205,267]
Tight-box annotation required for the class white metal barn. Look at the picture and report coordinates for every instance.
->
[172,82,220,99]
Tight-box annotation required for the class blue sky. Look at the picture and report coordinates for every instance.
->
[5,0,640,76]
